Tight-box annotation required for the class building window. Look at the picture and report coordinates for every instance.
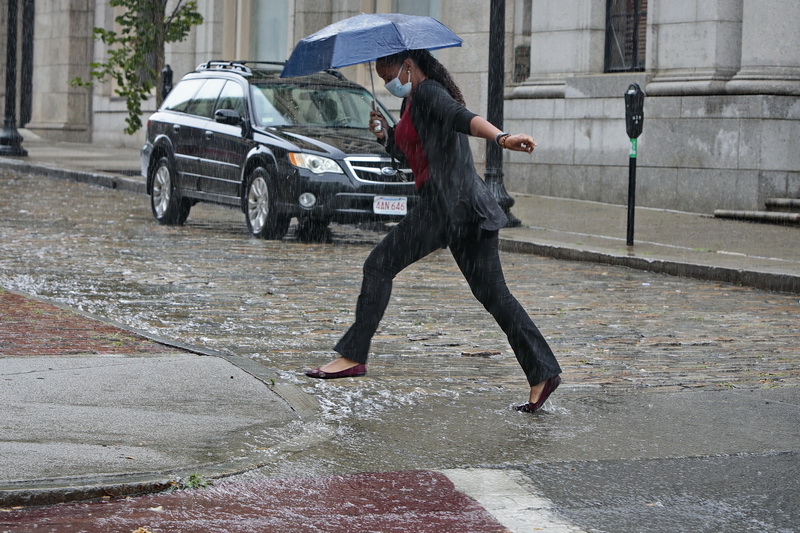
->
[513,0,532,83]
[604,0,647,72]
[251,0,289,62]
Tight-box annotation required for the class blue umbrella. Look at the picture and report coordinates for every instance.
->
[280,13,462,79]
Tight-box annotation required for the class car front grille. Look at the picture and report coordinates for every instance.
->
[344,156,414,184]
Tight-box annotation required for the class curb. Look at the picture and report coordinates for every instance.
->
[500,237,799,295]
[0,157,145,194]
[0,286,320,414]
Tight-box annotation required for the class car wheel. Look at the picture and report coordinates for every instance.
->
[297,218,331,243]
[245,167,290,240]
[150,156,191,225]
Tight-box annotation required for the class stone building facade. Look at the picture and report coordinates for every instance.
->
[1,0,797,213]
[504,0,800,213]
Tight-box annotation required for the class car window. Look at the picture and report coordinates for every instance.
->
[250,87,286,126]
[161,78,204,113]
[216,81,247,116]
[251,85,301,127]
[184,78,226,119]
[251,83,380,129]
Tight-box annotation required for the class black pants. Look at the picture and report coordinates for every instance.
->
[334,191,561,386]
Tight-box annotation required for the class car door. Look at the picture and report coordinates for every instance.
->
[181,78,226,194]
[158,77,207,191]
[200,80,252,203]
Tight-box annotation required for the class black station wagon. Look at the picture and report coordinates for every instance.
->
[140,61,415,241]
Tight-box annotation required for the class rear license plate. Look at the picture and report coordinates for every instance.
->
[373,196,407,215]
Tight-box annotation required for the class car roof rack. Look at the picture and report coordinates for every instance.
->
[196,60,285,75]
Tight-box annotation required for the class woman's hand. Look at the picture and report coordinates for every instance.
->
[501,134,537,154]
[369,110,388,140]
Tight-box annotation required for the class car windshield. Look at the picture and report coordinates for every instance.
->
[251,83,381,129]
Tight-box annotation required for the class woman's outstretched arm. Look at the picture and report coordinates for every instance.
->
[469,115,537,154]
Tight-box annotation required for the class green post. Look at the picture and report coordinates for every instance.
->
[626,139,637,245]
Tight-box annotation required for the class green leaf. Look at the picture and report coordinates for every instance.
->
[80,0,203,134]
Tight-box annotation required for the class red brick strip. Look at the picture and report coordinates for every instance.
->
[0,470,508,532]
[0,290,179,356]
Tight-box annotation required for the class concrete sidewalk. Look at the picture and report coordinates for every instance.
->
[2,132,797,293]
[0,288,312,507]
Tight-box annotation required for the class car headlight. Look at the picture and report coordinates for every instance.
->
[288,153,343,174]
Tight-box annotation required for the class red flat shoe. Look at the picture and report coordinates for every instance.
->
[515,375,561,413]
[305,364,367,379]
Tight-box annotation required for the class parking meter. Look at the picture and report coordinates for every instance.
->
[624,83,645,139]
[623,83,644,246]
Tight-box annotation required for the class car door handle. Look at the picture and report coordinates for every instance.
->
[172,125,181,133]
[204,130,214,140]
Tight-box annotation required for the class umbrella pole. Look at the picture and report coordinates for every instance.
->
[368,61,376,108]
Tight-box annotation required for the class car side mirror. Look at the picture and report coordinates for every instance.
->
[214,108,242,126]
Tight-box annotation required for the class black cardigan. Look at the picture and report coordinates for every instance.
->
[382,79,508,233]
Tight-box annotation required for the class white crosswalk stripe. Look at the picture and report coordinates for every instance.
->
[440,468,586,533]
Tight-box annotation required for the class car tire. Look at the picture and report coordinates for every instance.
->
[150,156,191,225]
[245,167,290,240]
[297,218,331,243]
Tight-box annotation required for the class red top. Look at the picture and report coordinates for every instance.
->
[393,101,429,189]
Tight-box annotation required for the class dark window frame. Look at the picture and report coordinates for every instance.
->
[604,0,648,73]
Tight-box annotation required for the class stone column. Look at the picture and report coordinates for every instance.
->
[646,0,744,96]
[25,0,93,142]
[727,0,800,95]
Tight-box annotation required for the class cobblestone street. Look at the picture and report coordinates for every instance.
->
[2,171,796,391]
[1,169,798,478]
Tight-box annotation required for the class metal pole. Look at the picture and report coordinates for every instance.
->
[0,0,27,157]
[20,0,34,127]
[626,138,637,246]
[485,0,520,227]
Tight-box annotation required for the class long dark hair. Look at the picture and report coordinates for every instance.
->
[377,49,465,106]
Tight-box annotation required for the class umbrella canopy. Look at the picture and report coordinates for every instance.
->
[280,13,462,78]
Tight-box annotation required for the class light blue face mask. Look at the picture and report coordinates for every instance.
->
[385,65,412,98]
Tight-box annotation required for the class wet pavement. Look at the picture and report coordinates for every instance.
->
[0,149,799,531]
